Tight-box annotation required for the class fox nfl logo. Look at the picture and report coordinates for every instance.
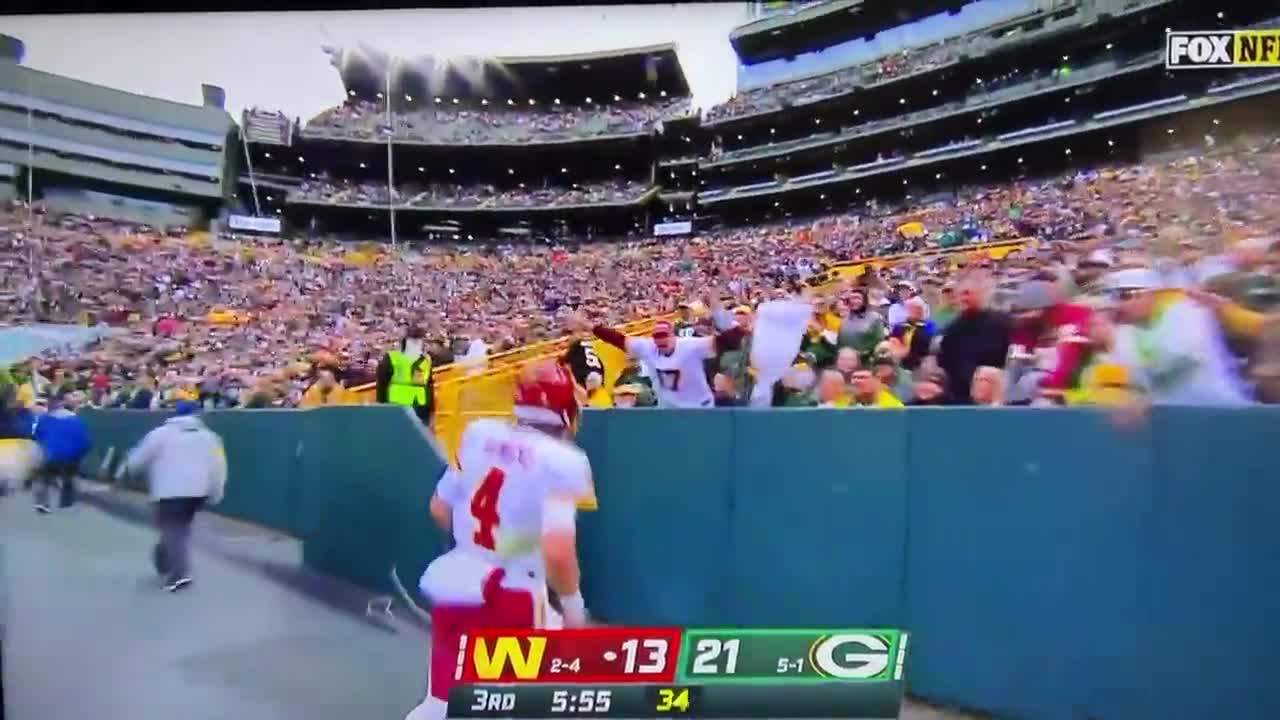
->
[1166,30,1280,69]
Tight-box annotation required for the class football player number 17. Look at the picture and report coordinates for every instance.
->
[470,468,505,550]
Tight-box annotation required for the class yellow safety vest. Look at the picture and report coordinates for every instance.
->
[387,351,431,407]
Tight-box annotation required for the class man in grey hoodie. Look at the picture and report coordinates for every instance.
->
[119,400,226,592]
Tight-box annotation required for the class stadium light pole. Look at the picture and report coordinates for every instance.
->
[24,71,36,291]
[239,127,263,217]
[24,72,33,222]
[386,59,398,248]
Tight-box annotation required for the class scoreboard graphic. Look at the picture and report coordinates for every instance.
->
[447,627,910,719]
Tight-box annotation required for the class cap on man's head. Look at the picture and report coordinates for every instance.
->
[652,321,673,338]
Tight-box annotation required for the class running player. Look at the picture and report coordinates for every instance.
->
[403,360,593,720]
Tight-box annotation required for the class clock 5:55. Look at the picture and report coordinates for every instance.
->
[551,689,613,714]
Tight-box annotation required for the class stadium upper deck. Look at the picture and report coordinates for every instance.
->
[731,0,971,65]
[239,42,700,242]
[691,0,1280,227]
[300,43,694,147]
[707,0,1165,127]
[0,35,235,227]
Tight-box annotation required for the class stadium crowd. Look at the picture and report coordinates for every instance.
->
[705,31,974,122]
[292,177,652,209]
[710,54,1127,164]
[702,0,1098,123]
[2,138,1278,413]
[303,97,691,144]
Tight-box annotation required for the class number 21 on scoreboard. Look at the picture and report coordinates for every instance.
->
[691,638,740,674]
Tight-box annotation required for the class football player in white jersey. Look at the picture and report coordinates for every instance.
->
[592,319,746,408]
[404,361,593,720]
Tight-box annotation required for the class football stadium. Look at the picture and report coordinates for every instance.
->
[1,1,1279,719]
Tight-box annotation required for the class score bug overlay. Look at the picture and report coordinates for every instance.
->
[678,628,908,683]
[456,627,683,684]
[450,628,911,718]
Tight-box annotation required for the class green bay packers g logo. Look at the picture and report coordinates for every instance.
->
[808,634,890,680]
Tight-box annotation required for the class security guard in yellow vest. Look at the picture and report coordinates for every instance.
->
[375,327,435,427]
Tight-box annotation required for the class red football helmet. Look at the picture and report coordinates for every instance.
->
[513,360,579,430]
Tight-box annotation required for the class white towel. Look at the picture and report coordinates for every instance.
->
[748,299,814,407]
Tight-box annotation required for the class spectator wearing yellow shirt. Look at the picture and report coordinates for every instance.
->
[300,370,352,408]
[1063,312,1140,407]
[16,382,35,409]
[815,370,852,408]
[1,366,35,408]
[849,368,905,408]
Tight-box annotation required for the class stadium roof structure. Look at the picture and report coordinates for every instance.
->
[730,0,971,64]
[332,42,691,107]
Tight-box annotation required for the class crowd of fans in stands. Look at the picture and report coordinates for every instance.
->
[711,56,1116,164]
[705,38,968,122]
[2,137,1278,412]
[303,97,691,144]
[292,176,651,209]
[702,0,1101,125]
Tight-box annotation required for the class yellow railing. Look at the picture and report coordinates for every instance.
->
[347,314,668,399]
[347,315,672,460]
[813,238,1028,283]
[349,238,1029,461]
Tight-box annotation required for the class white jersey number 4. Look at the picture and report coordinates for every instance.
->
[469,468,505,551]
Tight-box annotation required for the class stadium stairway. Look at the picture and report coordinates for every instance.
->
[0,486,977,720]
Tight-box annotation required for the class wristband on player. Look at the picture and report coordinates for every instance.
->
[559,591,586,621]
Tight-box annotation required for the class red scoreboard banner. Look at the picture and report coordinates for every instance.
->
[455,627,683,684]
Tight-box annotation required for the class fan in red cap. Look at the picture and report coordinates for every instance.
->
[591,314,748,408]
[513,360,580,434]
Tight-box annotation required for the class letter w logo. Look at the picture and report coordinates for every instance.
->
[472,637,547,680]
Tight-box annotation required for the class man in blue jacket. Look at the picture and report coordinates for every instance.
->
[31,392,91,513]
